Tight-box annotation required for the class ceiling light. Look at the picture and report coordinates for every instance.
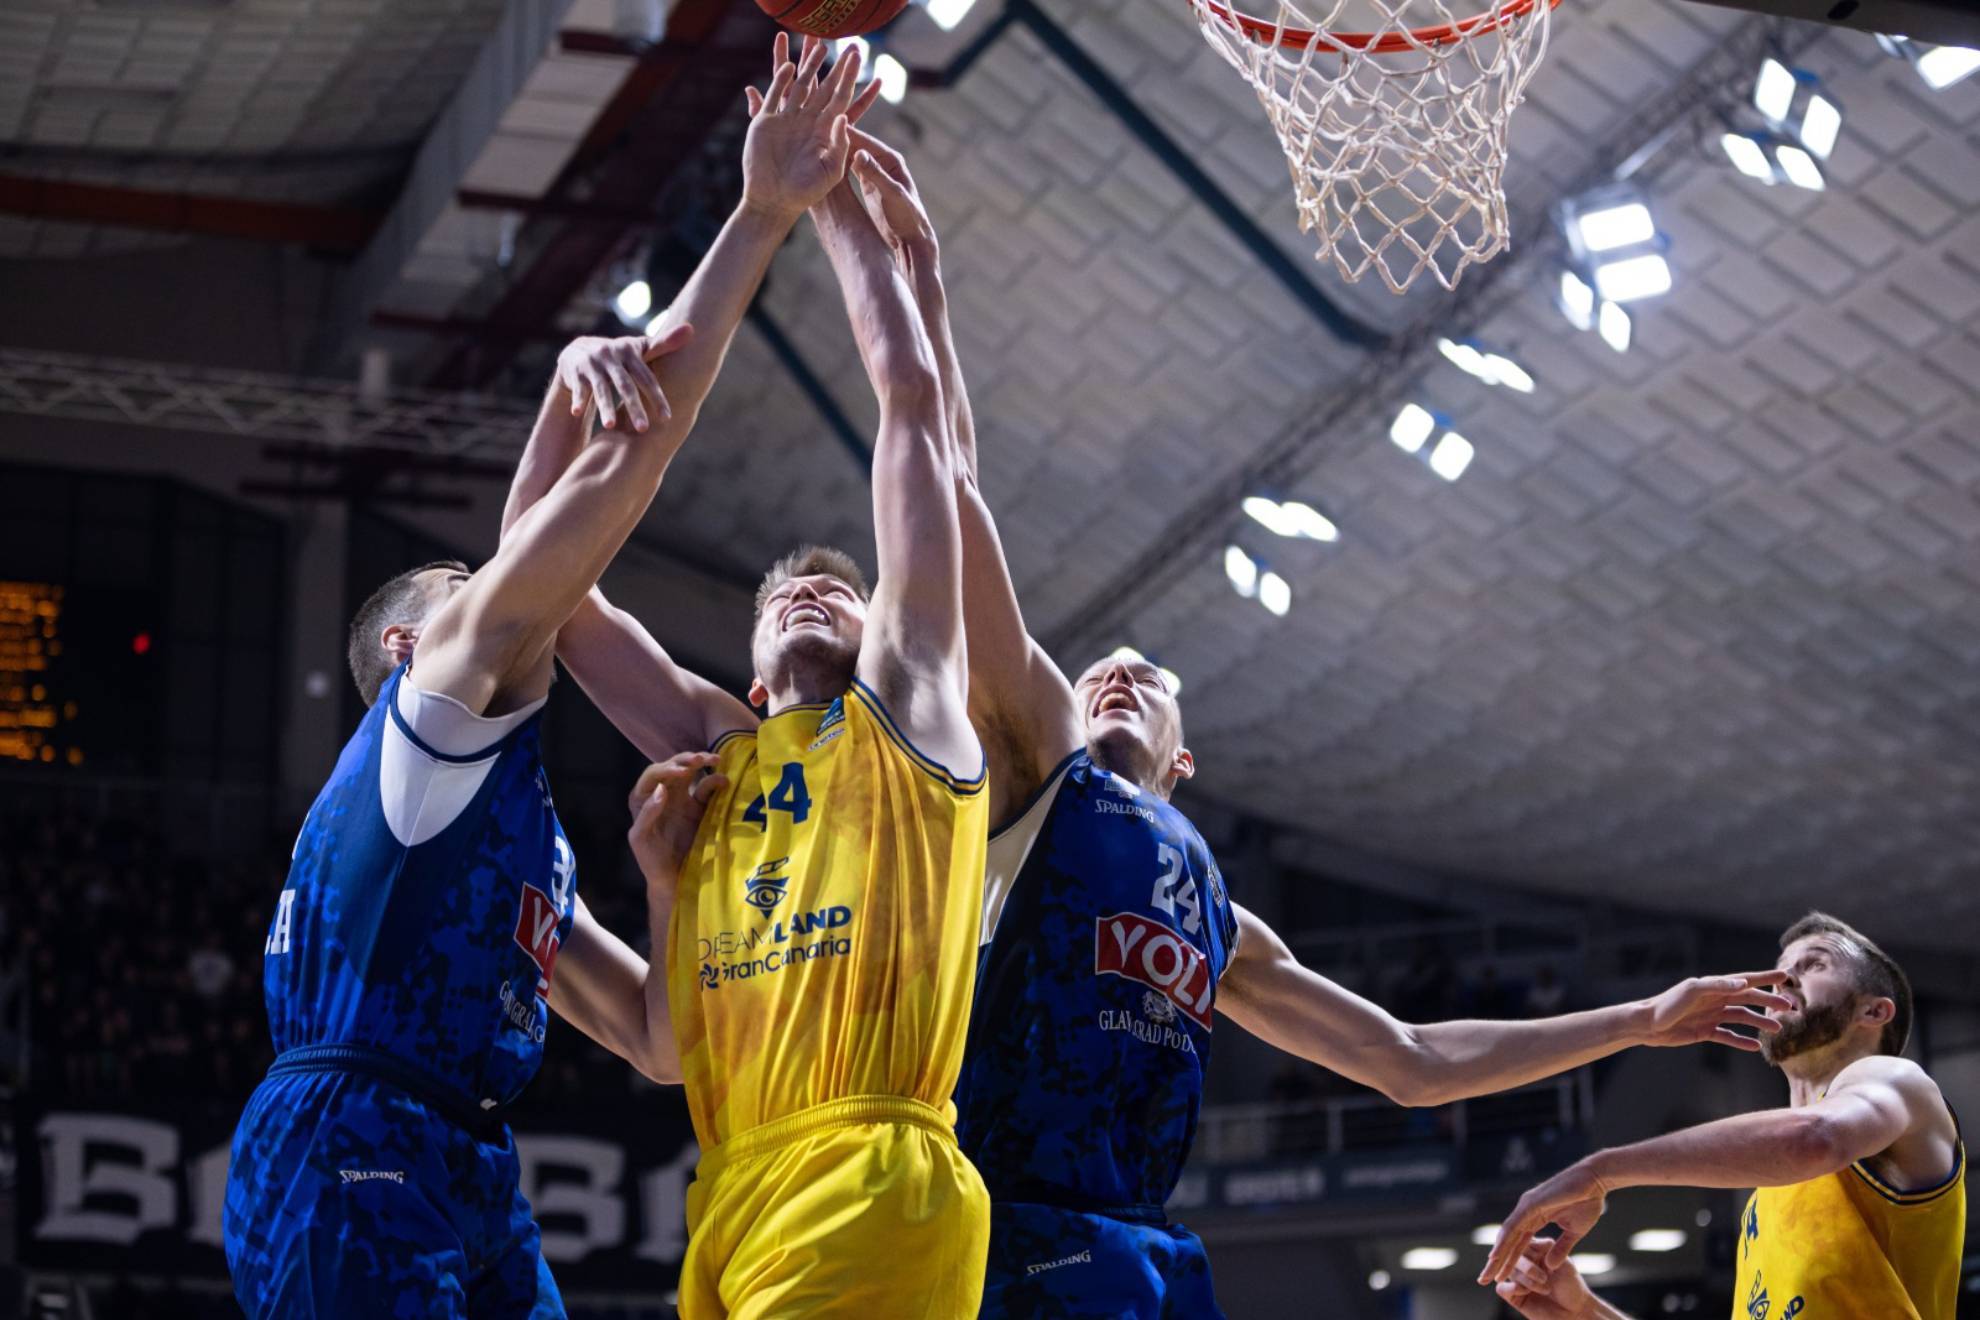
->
[1559,269,1596,330]
[1774,143,1825,191]
[1593,252,1672,303]
[1471,1224,1502,1246]
[1573,201,1656,254]
[1224,545,1259,598]
[1242,495,1293,536]
[1800,94,1841,158]
[1244,495,1338,542]
[1428,432,1474,482]
[1721,132,1775,182]
[1368,1269,1391,1290]
[1570,1253,1617,1276]
[1258,571,1291,617]
[925,0,977,30]
[1599,300,1631,353]
[1400,1247,1459,1271]
[1481,353,1535,393]
[614,279,652,323]
[1917,44,1980,90]
[1277,499,1339,542]
[1630,1229,1687,1253]
[1390,403,1436,454]
[1438,337,1490,377]
[874,53,908,103]
[1754,57,1797,123]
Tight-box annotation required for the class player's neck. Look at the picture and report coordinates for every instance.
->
[1781,1038,1877,1108]
[763,665,850,714]
[1086,738,1171,800]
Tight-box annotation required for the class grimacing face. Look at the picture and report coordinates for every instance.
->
[1075,657,1183,766]
[1760,934,1875,1065]
[749,573,866,697]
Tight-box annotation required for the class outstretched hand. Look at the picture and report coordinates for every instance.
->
[741,33,884,222]
[626,752,726,889]
[845,129,937,252]
[1641,969,1793,1051]
[1493,1239,1606,1319]
[1481,1161,1609,1286]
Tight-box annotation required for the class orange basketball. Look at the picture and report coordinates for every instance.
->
[757,0,911,40]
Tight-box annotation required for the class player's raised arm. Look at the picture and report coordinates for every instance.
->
[842,133,1080,816]
[494,34,878,755]
[807,133,976,772]
[1217,904,1796,1108]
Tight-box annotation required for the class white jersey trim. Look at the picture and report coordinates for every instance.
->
[981,755,1078,947]
[379,673,546,848]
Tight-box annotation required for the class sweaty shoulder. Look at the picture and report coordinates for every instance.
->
[1832,1054,1960,1186]
[1832,1054,1951,1124]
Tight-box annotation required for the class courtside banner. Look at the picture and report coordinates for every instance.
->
[15,1094,699,1291]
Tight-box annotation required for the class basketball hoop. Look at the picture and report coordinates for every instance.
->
[1190,0,1562,294]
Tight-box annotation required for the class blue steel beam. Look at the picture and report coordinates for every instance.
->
[1006,0,1389,351]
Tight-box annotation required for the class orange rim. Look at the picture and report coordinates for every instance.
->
[1197,0,1561,54]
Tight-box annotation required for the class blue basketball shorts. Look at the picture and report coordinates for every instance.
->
[223,1067,563,1319]
[978,1200,1223,1319]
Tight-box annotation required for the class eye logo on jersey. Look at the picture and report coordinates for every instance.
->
[743,856,791,913]
[1095,911,1215,1029]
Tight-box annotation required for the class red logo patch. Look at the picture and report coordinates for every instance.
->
[514,883,563,993]
[1094,912,1215,1029]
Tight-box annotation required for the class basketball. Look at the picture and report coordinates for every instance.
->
[756,0,910,40]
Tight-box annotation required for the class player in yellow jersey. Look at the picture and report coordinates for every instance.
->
[1483,911,1964,1320]
[503,34,991,1319]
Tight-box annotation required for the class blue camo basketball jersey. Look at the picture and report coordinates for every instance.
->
[263,663,576,1109]
[956,752,1240,1209]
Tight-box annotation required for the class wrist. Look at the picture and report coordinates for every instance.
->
[737,194,803,232]
[1623,996,1658,1047]
[1582,1148,1628,1193]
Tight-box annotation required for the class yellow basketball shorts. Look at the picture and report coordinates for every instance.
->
[678,1095,990,1320]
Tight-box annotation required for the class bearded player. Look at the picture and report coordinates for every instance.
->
[1485,912,1963,1320]
[502,37,990,1318]
[220,42,863,1319]
[832,135,1803,1318]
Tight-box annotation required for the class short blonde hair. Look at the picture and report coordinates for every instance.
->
[754,545,870,619]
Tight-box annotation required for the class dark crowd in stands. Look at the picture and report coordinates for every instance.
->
[0,795,660,1113]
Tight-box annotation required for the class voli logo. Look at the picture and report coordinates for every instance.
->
[514,884,564,993]
[1094,912,1214,1029]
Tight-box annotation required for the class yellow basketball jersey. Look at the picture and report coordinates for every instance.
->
[668,678,988,1150]
[1735,1136,1964,1320]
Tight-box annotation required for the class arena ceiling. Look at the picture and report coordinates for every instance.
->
[3,0,1977,945]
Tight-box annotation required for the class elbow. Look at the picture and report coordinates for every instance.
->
[1375,1032,1444,1109]
[1781,1110,1851,1176]
[635,1048,682,1087]
[1380,1069,1441,1110]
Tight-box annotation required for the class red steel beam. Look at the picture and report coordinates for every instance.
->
[425,0,768,390]
[0,173,379,249]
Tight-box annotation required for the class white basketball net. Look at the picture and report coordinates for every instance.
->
[1191,0,1555,294]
